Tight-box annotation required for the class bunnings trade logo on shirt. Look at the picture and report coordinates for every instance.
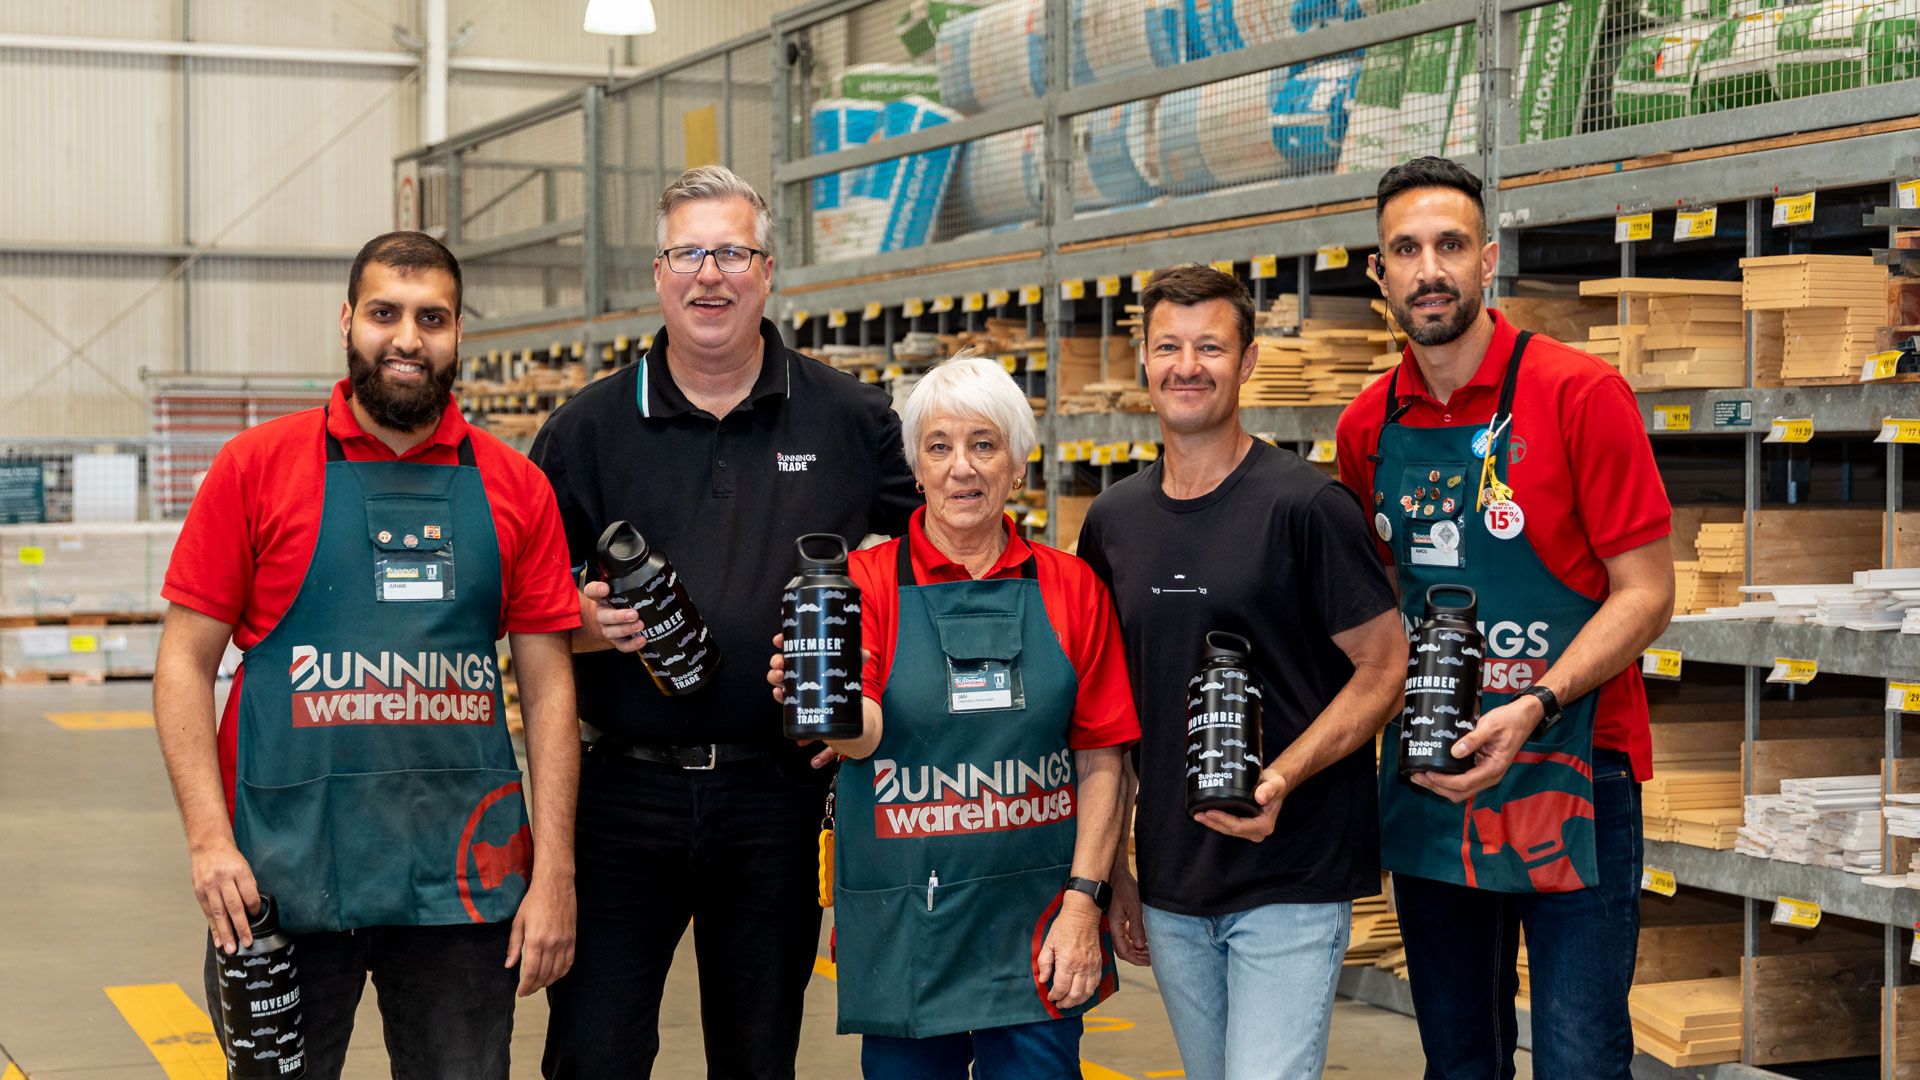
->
[288,645,497,727]
[871,750,1075,838]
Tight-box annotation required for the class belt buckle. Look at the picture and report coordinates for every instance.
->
[679,744,719,771]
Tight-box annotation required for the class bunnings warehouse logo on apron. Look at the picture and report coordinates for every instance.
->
[1401,616,1554,693]
[872,750,1075,838]
[288,645,498,726]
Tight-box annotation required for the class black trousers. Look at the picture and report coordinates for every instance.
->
[202,920,517,1080]
[542,745,829,1079]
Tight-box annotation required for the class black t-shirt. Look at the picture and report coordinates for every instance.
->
[530,318,920,745]
[1079,439,1395,914]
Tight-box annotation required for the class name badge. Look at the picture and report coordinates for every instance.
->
[377,552,454,602]
[947,657,1024,713]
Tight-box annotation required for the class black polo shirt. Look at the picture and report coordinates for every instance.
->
[530,318,920,746]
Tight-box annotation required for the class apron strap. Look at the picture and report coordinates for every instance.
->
[322,406,477,466]
[894,529,1039,585]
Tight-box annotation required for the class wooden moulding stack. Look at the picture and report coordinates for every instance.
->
[1630,977,1742,1067]
[1243,295,1394,408]
[1742,255,1887,384]
[1344,885,1402,969]
[1674,519,1745,615]
[1643,723,1742,849]
[1577,277,1745,390]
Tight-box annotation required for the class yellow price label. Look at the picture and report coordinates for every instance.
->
[1772,192,1816,226]
[1019,285,1042,306]
[571,342,584,358]
[1060,279,1087,301]
[601,345,614,361]
[487,349,500,362]
[614,336,629,351]
[863,302,884,321]
[1306,440,1337,463]
[69,633,98,654]
[1253,432,1278,446]
[1614,213,1653,243]
[522,349,534,363]
[1022,508,1048,529]
[1900,178,1920,210]
[963,293,985,313]
[18,546,44,566]
[792,310,810,330]
[931,296,955,313]
[1314,245,1349,271]
[1209,259,1235,275]
[1251,254,1279,280]
[1028,351,1048,372]
[1653,405,1691,432]
[1075,439,1097,460]
[1056,441,1077,462]
[1132,270,1154,292]
[1766,417,1814,443]
[1772,896,1821,929]
[1769,657,1818,684]
[1674,207,1717,241]
[902,297,926,317]
[1129,441,1160,461]
[1877,418,1920,444]
[1886,681,1920,713]
[860,369,880,383]
[1104,440,1131,459]
[1641,648,1683,679]
[999,354,1019,374]
[1863,351,1902,381]
[989,288,1012,307]
[550,341,562,357]
[1641,868,1677,897]
[1027,444,1043,463]
[886,364,909,380]
[828,309,848,329]
[1091,446,1115,466]
[1096,276,1121,298]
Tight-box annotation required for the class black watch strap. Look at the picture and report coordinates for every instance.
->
[1065,876,1112,911]
[1524,686,1562,731]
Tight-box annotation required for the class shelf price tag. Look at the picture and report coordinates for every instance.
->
[1899,178,1920,210]
[1251,255,1279,280]
[1314,245,1349,272]
[1091,444,1115,466]
[1674,207,1717,241]
[1863,351,1903,381]
[1642,648,1683,680]
[828,309,847,329]
[863,302,884,321]
[69,633,98,654]
[999,354,1019,374]
[1096,275,1121,298]
[860,369,880,383]
[1026,444,1042,463]
[1772,896,1821,929]
[1028,351,1048,372]
[989,288,1012,307]
[1653,404,1691,432]
[1017,285,1041,306]
[1306,440,1337,463]
[791,310,810,330]
[1641,867,1677,897]
[1104,440,1131,459]
[883,364,904,380]
[1055,441,1076,463]
[1132,270,1154,293]
[1253,432,1279,446]
[1060,279,1086,301]
[640,334,654,350]
[902,297,926,317]
[1887,682,1920,714]
[1021,508,1048,529]
[930,296,955,314]
[1772,191,1816,227]
[1210,259,1235,274]
[1076,438,1097,460]
[1129,441,1159,461]
[1614,212,1653,243]
[1910,928,1920,966]
[1765,417,1814,443]
[963,293,985,313]
[1769,657,1818,685]
[18,546,44,566]
[1876,418,1920,444]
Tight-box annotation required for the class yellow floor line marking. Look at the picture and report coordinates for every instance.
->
[103,983,224,1079]
[45,710,154,730]
[3,1063,26,1080]
[1144,1071,1186,1078]
[1081,1062,1133,1079]
[1083,1013,1136,1034]
[814,955,837,980]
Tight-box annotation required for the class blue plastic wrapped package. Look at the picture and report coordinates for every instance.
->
[1270,56,1363,174]
[1186,0,1362,59]
[809,99,883,211]
[953,127,1045,229]
[935,0,1046,114]
[1158,57,1360,193]
[869,96,965,252]
[1075,100,1161,211]
[1071,0,1185,85]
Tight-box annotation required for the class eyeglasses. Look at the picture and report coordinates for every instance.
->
[658,245,768,274]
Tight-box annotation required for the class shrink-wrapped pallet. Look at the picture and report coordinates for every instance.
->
[0,623,163,679]
[0,523,180,618]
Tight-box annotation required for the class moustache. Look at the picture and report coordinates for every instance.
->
[1405,284,1461,305]
[1160,377,1217,391]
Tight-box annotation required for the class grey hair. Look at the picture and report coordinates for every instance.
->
[655,165,773,252]
[901,350,1039,478]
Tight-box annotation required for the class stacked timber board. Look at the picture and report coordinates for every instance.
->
[1742,255,1887,382]
[1630,978,1742,1067]
[1245,328,1394,407]
[1344,888,1402,968]
[1576,277,1745,388]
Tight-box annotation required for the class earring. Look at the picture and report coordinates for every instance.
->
[1012,478,1023,491]
[915,481,925,493]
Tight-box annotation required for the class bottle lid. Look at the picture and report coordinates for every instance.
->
[1424,584,1478,622]
[1202,630,1252,664]
[248,893,280,938]
[794,532,850,572]
[596,521,651,578]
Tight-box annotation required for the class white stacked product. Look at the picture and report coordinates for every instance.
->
[1074,100,1161,214]
[951,127,1045,231]
[1679,569,1920,629]
[0,522,181,618]
[1882,794,1920,839]
[1735,794,1785,856]
[0,623,164,680]
[1157,58,1361,194]
[1737,776,1884,872]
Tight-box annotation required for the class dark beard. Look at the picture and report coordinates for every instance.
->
[1388,287,1483,347]
[347,342,457,432]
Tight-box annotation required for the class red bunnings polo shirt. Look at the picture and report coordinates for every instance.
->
[162,380,582,813]
[853,507,1141,750]
[1335,309,1671,782]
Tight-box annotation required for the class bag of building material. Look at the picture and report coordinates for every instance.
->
[1867,0,1918,81]
[830,63,944,103]
[1271,55,1363,174]
[1511,0,1606,142]
[899,2,981,58]
[1070,0,1185,86]
[1441,30,1480,156]
[1395,26,1472,161]
[1773,0,1880,97]
[1336,38,1412,171]
[1692,11,1784,111]
[1612,22,1715,123]
[1160,58,1358,192]
[952,126,1045,229]
[868,96,965,252]
[810,99,884,213]
[1076,100,1162,211]
[935,0,1046,114]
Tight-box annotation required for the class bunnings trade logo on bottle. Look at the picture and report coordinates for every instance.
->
[871,750,1075,838]
[288,645,497,727]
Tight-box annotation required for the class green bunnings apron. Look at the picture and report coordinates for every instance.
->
[230,415,531,933]
[832,539,1117,1038]
[1372,333,1603,893]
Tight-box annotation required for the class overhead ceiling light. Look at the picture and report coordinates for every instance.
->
[584,0,657,35]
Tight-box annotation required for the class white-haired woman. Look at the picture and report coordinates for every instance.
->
[768,352,1139,1078]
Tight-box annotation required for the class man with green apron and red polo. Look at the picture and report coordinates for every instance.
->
[154,232,583,1078]
[1336,159,1675,1079]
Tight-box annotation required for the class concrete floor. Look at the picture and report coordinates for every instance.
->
[0,678,1533,1079]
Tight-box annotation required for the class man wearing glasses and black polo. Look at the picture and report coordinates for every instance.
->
[533,165,920,1079]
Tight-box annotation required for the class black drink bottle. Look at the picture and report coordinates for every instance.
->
[1401,584,1483,777]
[782,533,864,740]
[596,521,717,696]
[1185,631,1264,817]
[214,893,305,1079]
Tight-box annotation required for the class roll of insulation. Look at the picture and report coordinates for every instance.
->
[1075,100,1161,210]
[953,127,1045,230]
[935,0,1046,114]
[1071,0,1185,85]
[1158,58,1359,193]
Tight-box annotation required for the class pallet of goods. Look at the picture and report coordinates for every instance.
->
[0,622,163,683]
[0,523,180,620]
[1630,977,1742,1067]
[1741,255,1887,383]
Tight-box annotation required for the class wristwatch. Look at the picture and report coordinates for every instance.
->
[1522,686,1563,732]
[1065,876,1112,911]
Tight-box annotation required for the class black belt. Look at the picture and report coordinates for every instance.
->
[581,724,777,771]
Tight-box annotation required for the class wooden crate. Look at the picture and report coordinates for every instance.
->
[1747,917,1885,1066]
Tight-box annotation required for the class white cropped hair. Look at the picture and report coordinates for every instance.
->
[900,351,1039,475]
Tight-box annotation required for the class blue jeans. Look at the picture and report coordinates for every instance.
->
[860,1017,1083,1080]
[1394,747,1642,1080]
[1142,899,1351,1080]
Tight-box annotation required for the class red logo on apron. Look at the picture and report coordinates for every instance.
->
[456,782,532,922]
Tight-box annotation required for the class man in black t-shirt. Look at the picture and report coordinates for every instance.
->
[1079,264,1405,1080]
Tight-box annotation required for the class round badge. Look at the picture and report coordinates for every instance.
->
[1427,469,1441,483]
[1470,428,1492,458]
[1400,494,1415,512]
[377,530,392,544]
[1374,512,1392,542]
[1375,490,1385,505]
[1431,520,1461,550]
[404,534,419,548]
[1483,500,1526,541]
[1442,497,1456,515]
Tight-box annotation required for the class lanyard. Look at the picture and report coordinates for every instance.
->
[1376,331,1533,512]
